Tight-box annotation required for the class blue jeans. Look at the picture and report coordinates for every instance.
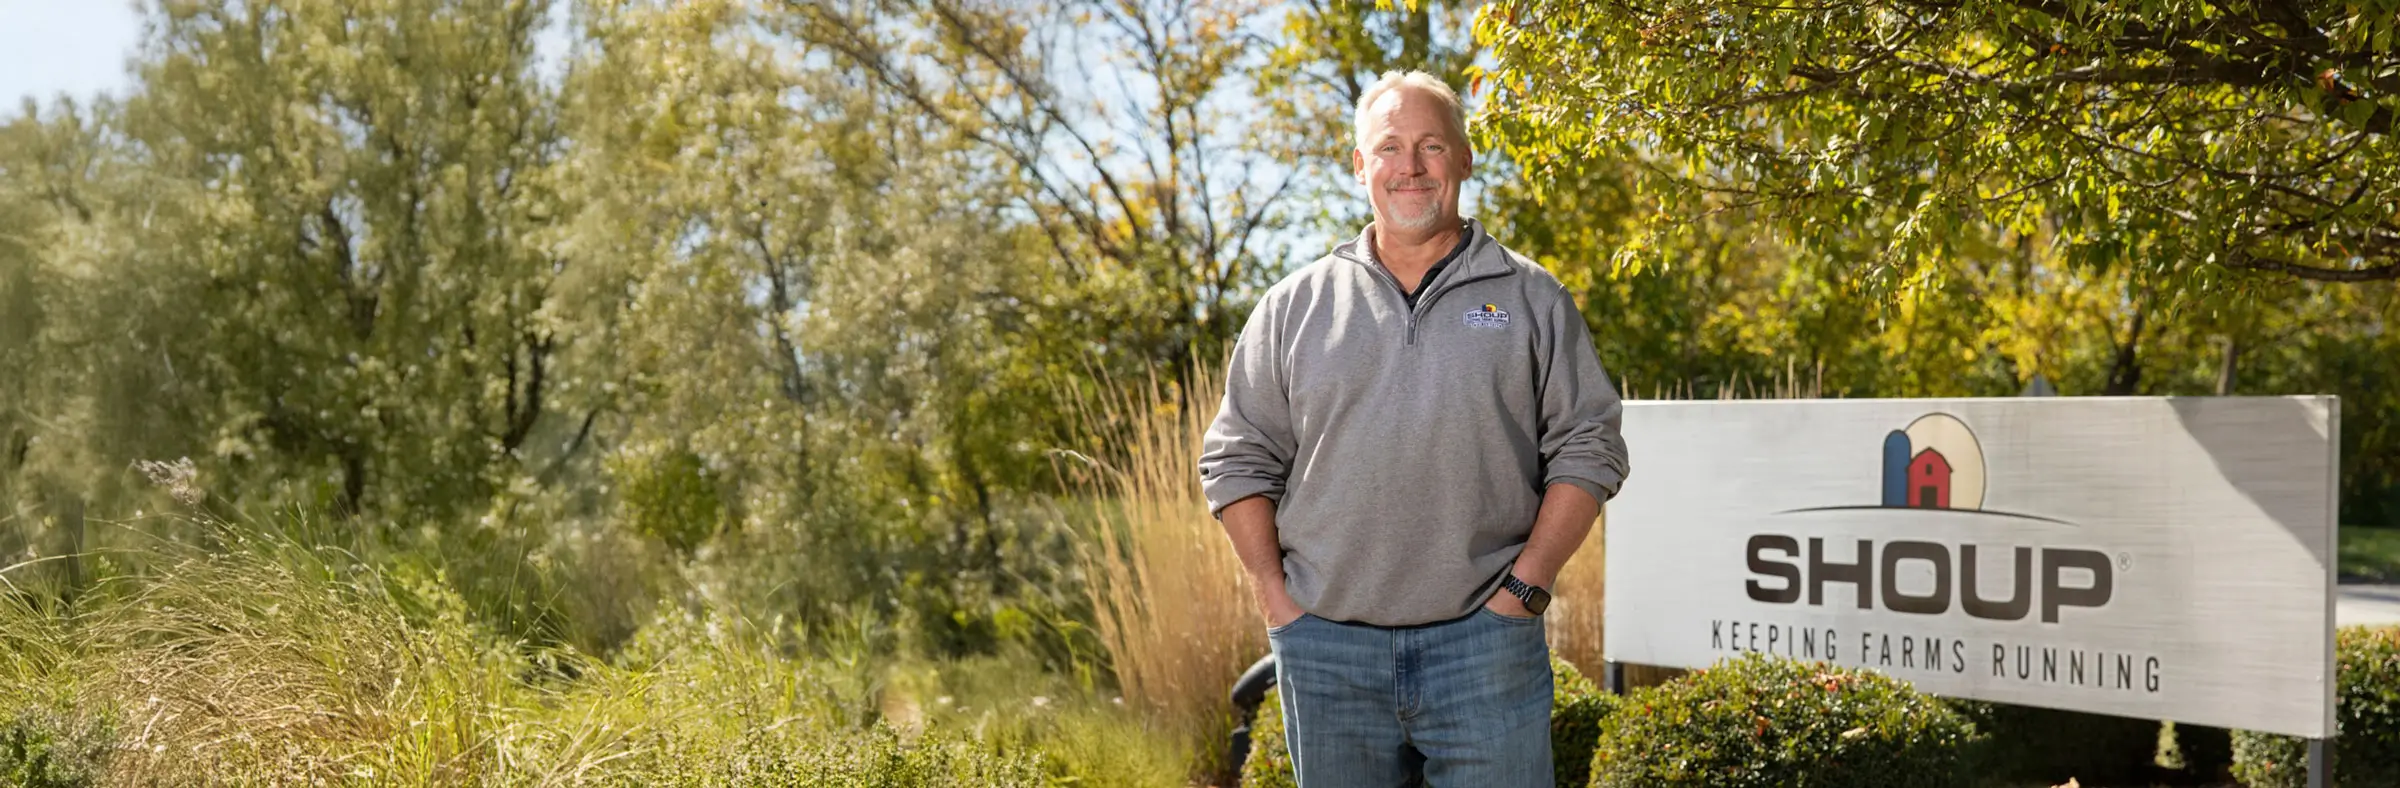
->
[1266,607,1554,788]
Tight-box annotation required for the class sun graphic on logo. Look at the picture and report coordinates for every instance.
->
[1881,413,1985,511]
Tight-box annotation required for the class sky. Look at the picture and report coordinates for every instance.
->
[0,0,143,112]
[1,1,573,116]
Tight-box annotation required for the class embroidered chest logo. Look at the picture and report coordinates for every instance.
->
[1462,303,1511,329]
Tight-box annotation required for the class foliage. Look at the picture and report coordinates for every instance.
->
[603,724,1051,788]
[119,0,568,518]
[1471,0,2400,523]
[1483,127,2400,524]
[2342,526,2400,582]
[784,0,1301,383]
[1239,687,1294,788]
[1476,0,2400,290]
[2232,625,2400,788]
[0,0,1155,662]
[1549,654,1619,788]
[610,445,725,556]
[1589,653,1979,788]
[1238,653,1618,788]
[0,706,110,788]
[552,0,1096,659]
[896,654,1194,788]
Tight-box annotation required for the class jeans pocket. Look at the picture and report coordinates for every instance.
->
[1476,607,1539,626]
[1267,612,1313,635]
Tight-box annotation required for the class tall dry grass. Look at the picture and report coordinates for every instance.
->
[0,525,508,784]
[1060,361,1263,779]
[0,518,1076,786]
[1544,507,1610,678]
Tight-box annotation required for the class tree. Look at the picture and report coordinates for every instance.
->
[120,0,570,517]
[1,97,219,500]
[781,0,1300,385]
[1474,0,2400,292]
[550,0,1111,655]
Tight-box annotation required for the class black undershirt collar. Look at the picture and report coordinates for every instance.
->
[1400,231,1473,310]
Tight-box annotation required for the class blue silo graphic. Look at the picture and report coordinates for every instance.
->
[1881,430,1912,507]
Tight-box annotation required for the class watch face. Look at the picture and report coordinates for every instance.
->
[1526,587,1551,615]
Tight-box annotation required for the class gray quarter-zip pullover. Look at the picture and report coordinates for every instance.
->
[1198,218,1630,627]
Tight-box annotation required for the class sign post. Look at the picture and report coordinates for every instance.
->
[1604,397,2341,741]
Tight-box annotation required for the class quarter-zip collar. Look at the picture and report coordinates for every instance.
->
[1336,218,1514,345]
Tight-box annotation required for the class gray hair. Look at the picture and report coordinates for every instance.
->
[1353,70,1469,154]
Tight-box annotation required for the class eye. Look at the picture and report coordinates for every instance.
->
[1426,143,1446,153]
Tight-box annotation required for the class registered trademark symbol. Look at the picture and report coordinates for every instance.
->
[2117,552,2133,571]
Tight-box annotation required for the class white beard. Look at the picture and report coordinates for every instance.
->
[1384,192,1447,231]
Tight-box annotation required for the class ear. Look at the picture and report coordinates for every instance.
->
[1352,147,1367,188]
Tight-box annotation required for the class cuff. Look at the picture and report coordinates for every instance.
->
[1204,478,1285,519]
[1546,474,1618,506]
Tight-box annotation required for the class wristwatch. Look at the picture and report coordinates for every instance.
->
[1502,574,1551,616]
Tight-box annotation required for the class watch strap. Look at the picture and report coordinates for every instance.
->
[1502,574,1549,613]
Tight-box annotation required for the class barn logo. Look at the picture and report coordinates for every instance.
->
[1881,413,1984,510]
[1773,412,2070,525]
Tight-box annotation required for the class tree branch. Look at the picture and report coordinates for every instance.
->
[2224,250,2400,282]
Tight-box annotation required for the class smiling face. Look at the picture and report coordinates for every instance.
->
[1353,84,1472,234]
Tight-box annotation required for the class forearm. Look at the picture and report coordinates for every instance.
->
[1510,482,1601,588]
[1219,495,1288,593]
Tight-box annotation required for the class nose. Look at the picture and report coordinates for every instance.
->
[1402,149,1428,177]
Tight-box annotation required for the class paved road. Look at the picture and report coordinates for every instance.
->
[2337,584,2400,626]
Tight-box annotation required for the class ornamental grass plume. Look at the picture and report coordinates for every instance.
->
[1059,360,1261,782]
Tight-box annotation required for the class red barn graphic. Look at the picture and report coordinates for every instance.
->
[1909,449,1953,508]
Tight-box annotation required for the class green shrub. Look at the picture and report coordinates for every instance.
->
[1240,690,1295,788]
[1013,706,1192,788]
[1589,653,1978,788]
[612,724,1051,787]
[0,706,112,788]
[610,445,726,556]
[1239,654,1613,788]
[1550,656,1619,788]
[2232,625,2400,788]
[907,653,1191,788]
[1950,702,2164,786]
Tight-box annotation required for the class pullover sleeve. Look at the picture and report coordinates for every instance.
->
[1534,285,1630,503]
[1198,293,1297,518]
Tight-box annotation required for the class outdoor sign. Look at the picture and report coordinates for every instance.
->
[1603,397,2339,739]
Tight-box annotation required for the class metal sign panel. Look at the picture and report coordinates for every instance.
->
[1604,397,2339,738]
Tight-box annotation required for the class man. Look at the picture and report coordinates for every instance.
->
[1196,71,1629,787]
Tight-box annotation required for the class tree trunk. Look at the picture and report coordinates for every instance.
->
[2103,302,2149,396]
[2215,336,2240,396]
[339,446,369,517]
[58,494,84,605]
